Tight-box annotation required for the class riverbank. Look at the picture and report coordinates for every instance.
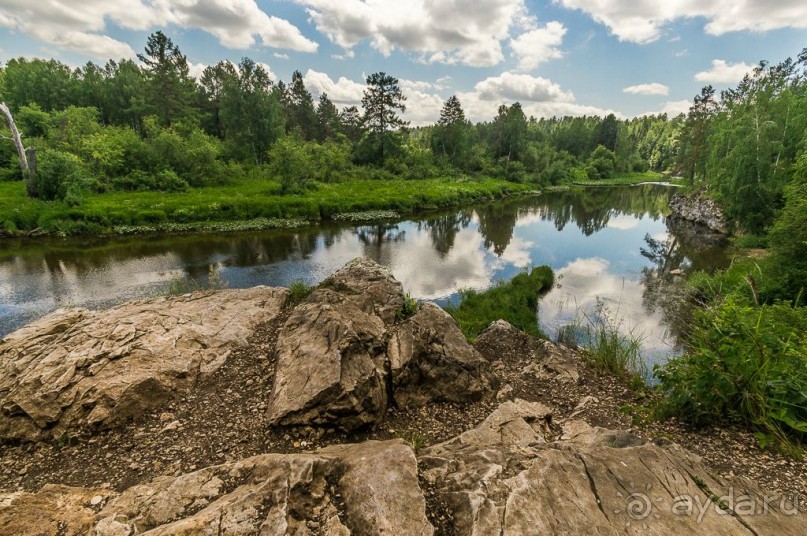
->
[0,171,683,240]
[0,176,536,239]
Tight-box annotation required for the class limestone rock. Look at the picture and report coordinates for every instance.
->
[0,485,114,536]
[419,400,804,535]
[319,440,434,536]
[95,454,348,535]
[475,320,580,383]
[320,257,405,326]
[388,303,497,407]
[4,441,434,536]
[268,288,388,430]
[669,193,728,234]
[0,287,288,441]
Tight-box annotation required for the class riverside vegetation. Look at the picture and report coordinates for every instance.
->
[1,31,680,237]
[1,30,806,465]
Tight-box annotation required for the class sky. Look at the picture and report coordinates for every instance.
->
[1,1,805,125]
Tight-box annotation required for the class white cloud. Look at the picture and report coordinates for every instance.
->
[474,72,574,103]
[555,0,807,43]
[297,0,532,67]
[166,0,318,51]
[454,72,618,122]
[303,69,366,105]
[694,59,754,84]
[637,99,691,118]
[274,52,290,60]
[510,21,566,71]
[623,83,669,96]
[0,0,316,61]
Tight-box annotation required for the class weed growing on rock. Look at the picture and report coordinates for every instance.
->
[396,292,420,321]
[287,280,315,307]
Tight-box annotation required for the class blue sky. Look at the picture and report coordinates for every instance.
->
[1,1,805,124]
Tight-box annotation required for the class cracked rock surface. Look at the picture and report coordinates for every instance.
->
[0,287,289,442]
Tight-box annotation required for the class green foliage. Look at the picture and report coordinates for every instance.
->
[268,137,314,194]
[30,148,92,201]
[396,292,420,321]
[576,299,647,385]
[586,145,617,180]
[287,280,315,307]
[656,300,807,455]
[764,166,807,302]
[445,266,554,341]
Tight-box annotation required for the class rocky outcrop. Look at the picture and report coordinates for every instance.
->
[268,259,496,430]
[268,288,389,430]
[419,400,803,535]
[669,193,728,233]
[4,402,802,535]
[320,257,405,326]
[388,303,497,407]
[1,440,432,535]
[0,258,495,439]
[0,287,289,442]
[474,319,580,383]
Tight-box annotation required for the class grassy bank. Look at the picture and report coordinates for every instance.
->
[570,171,684,187]
[0,176,535,238]
[445,266,554,341]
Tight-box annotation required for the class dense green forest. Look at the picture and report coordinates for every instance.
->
[0,31,678,235]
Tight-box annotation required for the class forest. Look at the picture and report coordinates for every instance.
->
[1,31,679,235]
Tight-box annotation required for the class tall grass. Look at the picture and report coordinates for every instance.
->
[445,266,554,341]
[558,297,647,387]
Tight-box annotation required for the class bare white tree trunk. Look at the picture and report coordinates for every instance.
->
[0,101,29,175]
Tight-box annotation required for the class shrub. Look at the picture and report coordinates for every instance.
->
[29,148,91,201]
[655,300,807,455]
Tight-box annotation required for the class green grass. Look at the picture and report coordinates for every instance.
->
[0,176,534,238]
[570,171,683,187]
[557,297,647,387]
[286,280,315,307]
[445,266,554,341]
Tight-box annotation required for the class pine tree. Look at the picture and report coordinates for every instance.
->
[361,72,408,162]
[432,95,469,164]
[316,93,341,142]
[285,70,317,140]
[137,31,197,127]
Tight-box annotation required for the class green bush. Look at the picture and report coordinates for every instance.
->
[655,300,807,454]
[29,148,90,201]
[445,266,554,341]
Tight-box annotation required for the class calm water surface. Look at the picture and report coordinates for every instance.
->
[0,185,730,367]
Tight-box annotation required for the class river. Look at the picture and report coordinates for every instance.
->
[0,184,730,368]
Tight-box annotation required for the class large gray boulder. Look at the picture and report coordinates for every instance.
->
[268,259,496,430]
[0,287,289,441]
[388,302,498,407]
[320,257,405,326]
[419,400,804,535]
[268,288,389,430]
